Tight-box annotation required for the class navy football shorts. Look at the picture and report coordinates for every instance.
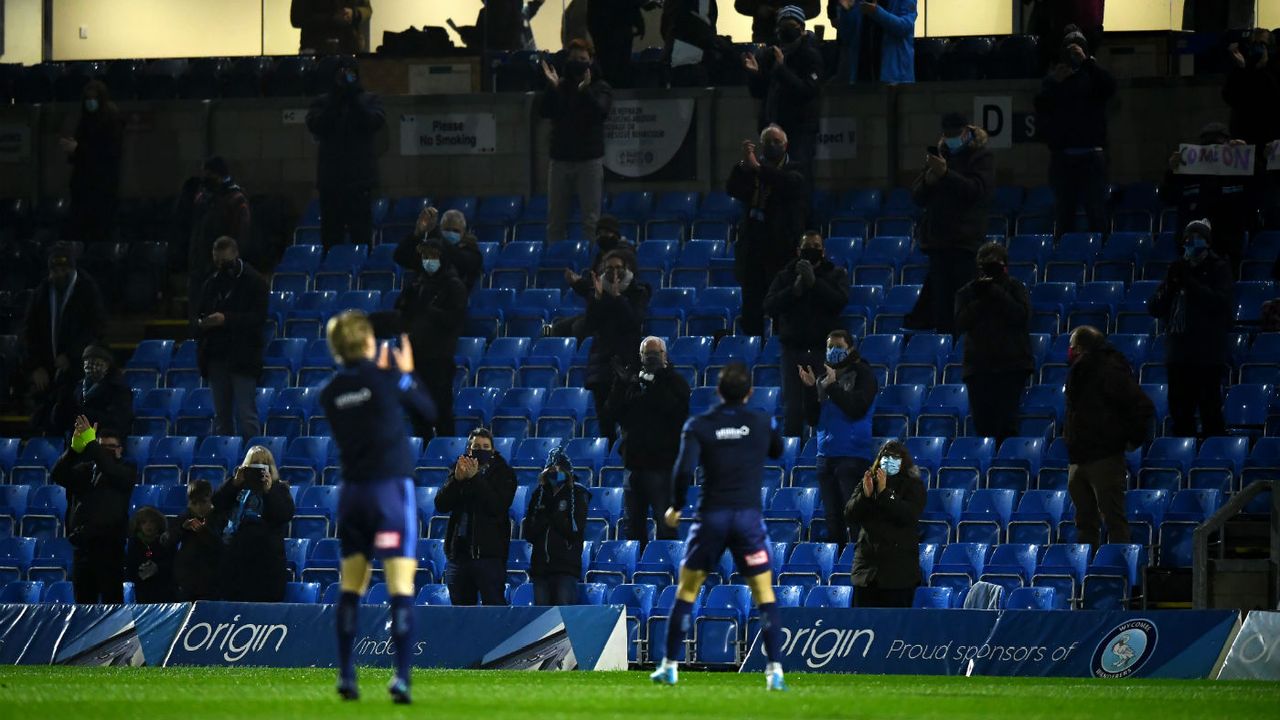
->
[337,477,417,560]
[682,508,772,577]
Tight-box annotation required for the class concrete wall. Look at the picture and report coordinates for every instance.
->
[0,0,43,66]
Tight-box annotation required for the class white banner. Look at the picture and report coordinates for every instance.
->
[602,99,694,178]
[1217,611,1280,680]
[400,113,496,156]
[0,126,31,162]
[974,96,1012,150]
[1267,140,1280,172]
[1175,143,1256,176]
[815,117,858,160]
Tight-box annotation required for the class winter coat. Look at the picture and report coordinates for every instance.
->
[305,84,385,191]
[607,365,691,472]
[583,283,651,387]
[213,477,295,602]
[1147,253,1235,367]
[290,0,372,54]
[22,272,107,378]
[912,128,995,254]
[954,273,1035,379]
[726,157,807,274]
[126,534,176,604]
[747,32,823,136]
[52,369,135,437]
[539,70,613,162]
[68,111,123,206]
[834,0,917,84]
[525,479,592,579]
[1064,347,1155,465]
[173,511,223,601]
[1222,64,1280,146]
[396,262,468,361]
[437,455,518,562]
[803,354,878,460]
[188,181,252,283]
[845,464,926,589]
[763,256,849,350]
[50,441,137,548]
[194,261,269,379]
[1034,58,1116,152]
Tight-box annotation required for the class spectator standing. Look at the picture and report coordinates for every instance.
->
[51,415,136,604]
[662,0,720,87]
[743,7,823,184]
[306,58,385,249]
[525,445,592,606]
[540,39,614,245]
[187,157,251,321]
[173,479,223,601]
[125,506,175,604]
[213,447,295,602]
[48,345,133,439]
[607,337,690,546]
[830,0,917,86]
[583,250,650,444]
[1160,124,1257,274]
[800,330,878,548]
[764,231,849,436]
[194,238,268,441]
[396,239,468,438]
[1064,326,1155,548]
[587,1,652,87]
[23,247,107,433]
[727,126,807,336]
[843,440,926,607]
[437,428,517,606]
[60,80,123,245]
[1223,30,1280,230]
[736,0,818,44]
[394,206,485,293]
[1147,220,1234,439]
[290,0,372,54]
[553,215,637,338]
[1034,26,1116,237]
[954,242,1034,445]
[911,113,994,335]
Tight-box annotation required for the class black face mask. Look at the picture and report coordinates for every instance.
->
[470,448,494,464]
[597,233,620,251]
[565,60,590,79]
[761,141,786,163]
[777,25,802,45]
[217,259,237,276]
[641,351,664,372]
[800,248,823,265]
[979,261,1006,279]
[52,275,71,292]
[202,177,220,192]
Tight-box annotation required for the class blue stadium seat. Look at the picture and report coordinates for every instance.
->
[764,488,817,544]
[938,437,995,492]
[283,581,320,604]
[957,489,1017,545]
[872,383,925,438]
[1082,543,1144,609]
[1158,489,1223,568]
[917,385,969,440]
[416,583,452,606]
[264,387,320,440]
[929,542,990,597]
[1138,437,1197,492]
[920,488,965,544]
[41,579,76,604]
[802,584,852,608]
[1032,543,1090,608]
[912,586,954,609]
[694,584,752,664]
[777,542,836,588]
[1007,490,1067,545]
[632,540,685,589]
[987,437,1045,493]
[0,580,43,604]
[0,486,30,538]
[293,486,339,541]
[1006,586,1061,610]
[610,583,656,662]
[585,539,639,588]
[0,537,37,585]
[1124,488,1170,548]
[979,543,1040,593]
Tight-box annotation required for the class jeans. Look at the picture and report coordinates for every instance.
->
[624,469,677,545]
[1049,150,1109,236]
[532,573,579,606]
[925,248,977,335]
[208,359,260,440]
[780,345,823,437]
[1167,363,1226,439]
[817,455,870,547]
[1067,454,1130,548]
[547,158,604,244]
[319,186,373,249]
[965,370,1030,445]
[444,558,508,606]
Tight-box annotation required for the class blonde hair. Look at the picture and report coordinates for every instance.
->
[326,310,373,365]
[241,445,281,487]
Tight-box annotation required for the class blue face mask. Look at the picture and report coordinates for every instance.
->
[442,230,462,245]
[422,258,441,274]
[343,70,358,85]
[943,134,966,152]
[880,456,902,476]
[1183,236,1209,261]
[555,470,570,484]
[84,98,99,113]
[826,346,849,366]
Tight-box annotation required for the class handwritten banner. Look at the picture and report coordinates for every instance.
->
[1175,143,1256,176]
[1268,141,1280,172]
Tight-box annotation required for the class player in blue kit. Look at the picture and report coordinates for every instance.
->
[319,311,436,704]
[650,362,789,691]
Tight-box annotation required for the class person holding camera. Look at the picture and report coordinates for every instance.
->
[291,0,372,55]
[1147,219,1235,439]
[51,414,136,604]
[607,336,690,547]
[911,112,994,335]
[194,237,268,441]
[843,439,926,608]
[954,241,1034,445]
[395,238,468,439]
[540,38,613,244]
[743,6,823,193]
[437,428,518,607]
[306,57,385,248]
[174,479,222,601]
[125,506,175,604]
[394,206,485,293]
[525,445,591,606]
[213,446,295,603]
[799,329,877,548]
[583,250,651,444]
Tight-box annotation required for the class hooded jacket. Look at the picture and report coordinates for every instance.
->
[763,256,849,349]
[396,254,469,361]
[51,440,137,549]
[844,463,926,589]
[834,0,917,84]
[305,65,385,191]
[525,476,592,578]
[803,352,878,460]
[954,272,1035,379]
[912,126,995,254]
[1064,346,1155,465]
[1147,252,1235,367]
[436,454,518,562]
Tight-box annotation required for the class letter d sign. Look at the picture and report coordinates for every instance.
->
[973,96,1012,150]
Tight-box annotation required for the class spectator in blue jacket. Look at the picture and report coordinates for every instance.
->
[831,0,916,85]
[799,329,878,548]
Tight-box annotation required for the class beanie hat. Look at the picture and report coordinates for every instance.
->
[776,5,807,25]
[82,345,114,365]
[1184,218,1212,240]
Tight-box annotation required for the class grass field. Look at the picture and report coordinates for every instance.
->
[0,667,1278,720]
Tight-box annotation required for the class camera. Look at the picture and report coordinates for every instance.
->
[240,464,269,492]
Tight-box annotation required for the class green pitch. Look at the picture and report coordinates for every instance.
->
[0,667,1277,720]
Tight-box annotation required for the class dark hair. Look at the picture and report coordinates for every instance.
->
[96,427,124,443]
[873,439,917,475]
[717,361,752,404]
[188,478,213,503]
[212,236,239,254]
[203,156,229,177]
[977,241,1008,266]
[827,329,854,348]
[1071,325,1107,353]
[81,79,118,114]
[130,506,166,537]
[601,248,636,273]
[566,37,595,56]
[468,427,494,444]
[801,230,823,242]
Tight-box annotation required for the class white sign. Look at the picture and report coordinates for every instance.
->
[1217,611,1279,680]
[815,117,858,160]
[1175,143,1256,176]
[400,113,497,156]
[281,109,307,125]
[1267,140,1280,172]
[0,126,30,162]
[603,99,695,178]
[973,96,1012,150]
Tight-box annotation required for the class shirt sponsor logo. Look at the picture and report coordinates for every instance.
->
[714,425,751,441]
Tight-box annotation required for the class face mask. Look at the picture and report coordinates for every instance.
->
[800,248,823,264]
[1184,236,1209,262]
[641,351,664,372]
[944,135,966,152]
[826,346,849,366]
[777,25,802,44]
[880,457,902,476]
[980,261,1005,278]
[83,360,107,383]
[343,70,359,86]
[761,141,786,163]
[565,60,590,78]
[470,448,493,464]
[84,98,99,113]
[555,470,570,485]
[218,260,237,276]
[442,230,462,245]
[422,258,441,274]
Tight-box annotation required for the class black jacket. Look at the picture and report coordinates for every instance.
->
[954,274,1035,379]
[662,0,720,58]
[539,72,613,162]
[188,180,252,283]
[1158,168,1257,250]
[1034,58,1116,151]
[396,263,469,361]
[69,111,123,204]
[525,478,592,578]
[1222,64,1280,146]
[607,365,692,472]
[173,511,223,601]
[747,32,823,135]
[844,465,926,590]
[51,441,137,548]
[290,0,371,54]
[213,477,294,602]
[738,0,819,43]
[306,84,385,191]
[22,272,107,378]
[393,227,485,293]
[1147,253,1235,367]
[912,129,995,254]
[583,283,651,387]
[125,534,176,604]
[1064,346,1155,465]
[437,455,518,562]
[763,256,849,349]
[726,158,807,273]
[53,369,135,437]
[194,261,269,379]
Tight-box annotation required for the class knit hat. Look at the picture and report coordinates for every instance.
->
[941,112,969,133]
[1197,122,1230,144]
[1184,218,1212,240]
[776,5,807,25]
[545,442,572,472]
[82,345,114,365]
[1062,25,1089,54]
[596,214,621,236]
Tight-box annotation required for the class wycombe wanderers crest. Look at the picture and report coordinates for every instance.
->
[1092,619,1158,678]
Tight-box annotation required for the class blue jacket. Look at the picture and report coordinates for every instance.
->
[837,0,916,85]
[803,354,878,460]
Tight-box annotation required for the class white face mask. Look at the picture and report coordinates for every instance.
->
[880,456,902,476]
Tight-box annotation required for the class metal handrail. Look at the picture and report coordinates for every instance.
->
[1192,480,1277,609]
